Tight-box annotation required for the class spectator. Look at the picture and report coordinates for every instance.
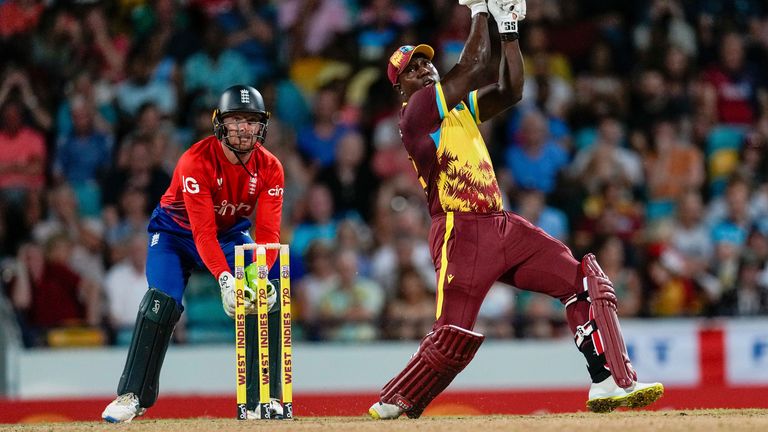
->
[381,266,434,340]
[629,69,688,136]
[632,0,697,60]
[53,95,113,216]
[523,23,573,83]
[316,130,377,221]
[503,109,570,195]
[705,174,758,231]
[475,283,516,339]
[10,238,102,345]
[317,249,384,341]
[278,0,351,58]
[667,190,715,285]
[355,0,412,64]
[643,120,704,220]
[370,204,434,294]
[295,241,338,338]
[575,180,644,250]
[290,183,338,267]
[182,19,251,101]
[134,103,183,175]
[594,235,642,317]
[0,99,46,207]
[261,118,310,224]
[0,67,52,131]
[0,0,45,40]
[646,245,702,316]
[82,5,130,83]
[521,52,574,121]
[296,85,350,170]
[104,188,149,265]
[571,41,627,123]
[514,188,569,242]
[32,184,81,244]
[104,232,149,344]
[701,32,762,126]
[116,51,177,119]
[55,70,117,137]
[569,115,644,193]
[717,251,768,316]
[216,0,279,82]
[102,136,171,216]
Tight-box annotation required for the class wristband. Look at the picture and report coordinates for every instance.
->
[500,32,520,41]
[470,3,488,17]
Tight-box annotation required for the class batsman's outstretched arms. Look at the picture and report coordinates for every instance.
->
[475,0,526,122]
[429,0,492,111]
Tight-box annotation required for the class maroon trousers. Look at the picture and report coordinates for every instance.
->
[428,211,588,332]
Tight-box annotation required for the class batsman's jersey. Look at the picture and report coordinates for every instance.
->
[156,136,284,278]
[400,83,582,328]
[399,83,503,217]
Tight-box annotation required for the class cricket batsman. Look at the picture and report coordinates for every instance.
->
[368,0,664,419]
[102,85,286,422]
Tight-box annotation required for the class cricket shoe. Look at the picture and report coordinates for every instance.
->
[369,401,404,420]
[102,393,147,423]
[587,377,664,413]
[246,399,285,419]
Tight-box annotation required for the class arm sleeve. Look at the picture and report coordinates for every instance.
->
[467,90,480,124]
[254,157,285,269]
[179,158,231,279]
[401,85,441,171]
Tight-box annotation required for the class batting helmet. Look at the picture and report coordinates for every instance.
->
[212,85,270,154]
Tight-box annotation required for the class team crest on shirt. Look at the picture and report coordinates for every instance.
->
[248,176,257,195]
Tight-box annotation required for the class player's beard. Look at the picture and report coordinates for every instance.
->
[228,133,258,154]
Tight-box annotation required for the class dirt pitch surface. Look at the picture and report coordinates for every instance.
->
[1,409,767,432]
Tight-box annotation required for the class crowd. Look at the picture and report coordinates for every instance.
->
[0,0,767,347]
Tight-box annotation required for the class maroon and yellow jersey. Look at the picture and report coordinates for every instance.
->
[399,83,503,217]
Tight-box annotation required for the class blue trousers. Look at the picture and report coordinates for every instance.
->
[145,206,254,305]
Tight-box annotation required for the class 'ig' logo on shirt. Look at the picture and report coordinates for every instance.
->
[182,176,199,194]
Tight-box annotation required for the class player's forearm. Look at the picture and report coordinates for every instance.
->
[497,40,524,102]
[457,13,491,78]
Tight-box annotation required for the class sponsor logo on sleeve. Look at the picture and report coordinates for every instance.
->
[268,185,284,197]
[181,176,199,194]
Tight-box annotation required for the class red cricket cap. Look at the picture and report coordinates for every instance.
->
[386,44,435,85]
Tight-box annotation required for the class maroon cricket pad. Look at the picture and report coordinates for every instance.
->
[380,325,484,418]
[583,254,637,388]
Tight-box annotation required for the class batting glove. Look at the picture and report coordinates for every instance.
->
[219,271,256,319]
[244,263,278,312]
[489,0,526,38]
[458,0,488,17]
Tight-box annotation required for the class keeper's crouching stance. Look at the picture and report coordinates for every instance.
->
[102,85,287,422]
[370,0,662,419]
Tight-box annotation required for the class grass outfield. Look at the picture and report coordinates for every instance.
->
[1,410,767,431]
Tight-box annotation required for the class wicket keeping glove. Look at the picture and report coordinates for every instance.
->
[458,0,488,17]
[218,271,256,319]
[489,0,526,39]
[244,262,278,313]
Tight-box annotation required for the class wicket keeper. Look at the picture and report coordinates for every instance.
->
[369,0,663,419]
[102,85,286,422]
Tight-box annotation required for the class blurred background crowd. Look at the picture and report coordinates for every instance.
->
[1,0,767,348]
